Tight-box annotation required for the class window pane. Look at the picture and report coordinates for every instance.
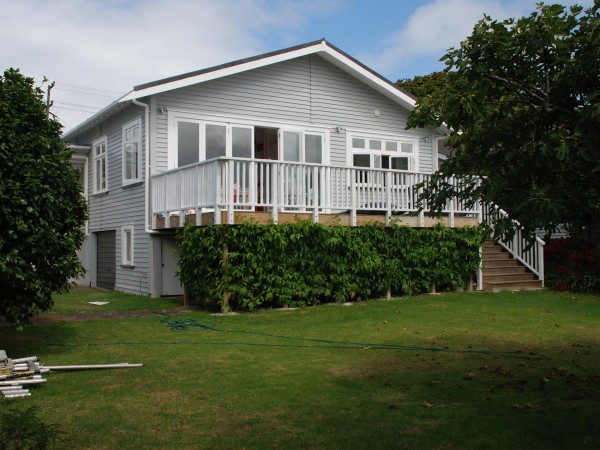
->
[95,160,101,191]
[101,159,106,189]
[178,122,199,167]
[381,155,389,169]
[125,230,132,262]
[206,124,226,159]
[352,138,365,149]
[392,157,409,170]
[125,143,138,179]
[305,134,322,164]
[353,154,370,167]
[232,127,252,158]
[283,131,300,162]
[369,139,382,150]
[401,143,413,153]
[386,141,398,151]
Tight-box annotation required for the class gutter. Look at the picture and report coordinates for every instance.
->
[131,99,160,235]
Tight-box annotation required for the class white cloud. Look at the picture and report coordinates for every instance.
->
[0,0,340,129]
[364,0,595,78]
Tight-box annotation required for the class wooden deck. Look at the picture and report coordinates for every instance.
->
[154,210,480,229]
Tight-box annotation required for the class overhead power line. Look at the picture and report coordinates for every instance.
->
[54,101,102,111]
[54,81,127,98]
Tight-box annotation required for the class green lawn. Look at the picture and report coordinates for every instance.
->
[2,290,599,449]
[51,288,182,312]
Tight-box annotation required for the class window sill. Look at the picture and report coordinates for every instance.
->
[92,190,109,197]
[121,264,135,269]
[122,180,143,189]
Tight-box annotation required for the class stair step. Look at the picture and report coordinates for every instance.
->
[483,280,543,292]
[482,245,506,253]
[484,266,528,275]
[483,260,522,269]
[484,273,536,283]
[482,253,512,261]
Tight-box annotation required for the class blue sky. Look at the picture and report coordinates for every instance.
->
[0,0,593,130]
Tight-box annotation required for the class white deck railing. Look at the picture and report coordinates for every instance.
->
[483,204,545,285]
[151,157,481,226]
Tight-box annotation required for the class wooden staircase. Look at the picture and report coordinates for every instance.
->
[482,240,543,291]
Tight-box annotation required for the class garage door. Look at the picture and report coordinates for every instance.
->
[97,231,116,290]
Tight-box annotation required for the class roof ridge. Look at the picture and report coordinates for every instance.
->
[133,39,328,92]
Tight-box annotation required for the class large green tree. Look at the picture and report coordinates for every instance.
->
[0,69,87,325]
[407,2,600,244]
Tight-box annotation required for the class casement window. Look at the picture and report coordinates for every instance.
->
[93,136,108,193]
[121,225,134,266]
[280,130,324,164]
[172,120,253,169]
[122,118,142,185]
[350,134,417,172]
[170,115,325,169]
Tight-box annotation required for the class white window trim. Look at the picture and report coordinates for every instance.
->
[168,111,330,169]
[347,132,419,172]
[92,136,108,194]
[121,225,134,267]
[122,117,143,186]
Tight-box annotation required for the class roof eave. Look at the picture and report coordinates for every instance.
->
[62,97,131,142]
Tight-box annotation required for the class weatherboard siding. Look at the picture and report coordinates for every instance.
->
[76,105,150,295]
[152,55,435,174]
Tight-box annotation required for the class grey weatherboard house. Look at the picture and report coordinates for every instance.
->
[64,39,543,297]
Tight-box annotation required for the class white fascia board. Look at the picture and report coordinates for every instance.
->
[120,43,325,103]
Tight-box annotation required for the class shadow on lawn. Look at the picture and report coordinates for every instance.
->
[325,338,600,449]
[0,322,80,360]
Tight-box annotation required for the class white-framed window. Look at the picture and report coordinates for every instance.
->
[280,130,325,164]
[93,136,108,193]
[349,133,417,172]
[121,225,134,266]
[122,118,142,185]
[172,120,254,168]
[168,113,327,169]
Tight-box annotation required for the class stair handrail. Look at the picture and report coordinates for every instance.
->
[483,204,545,286]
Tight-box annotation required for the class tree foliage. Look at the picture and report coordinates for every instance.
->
[397,71,454,100]
[0,68,87,325]
[407,2,600,245]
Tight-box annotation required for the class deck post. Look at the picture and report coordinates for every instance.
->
[214,164,222,225]
[271,163,279,224]
[222,244,230,313]
[227,160,235,224]
[350,168,357,226]
[477,244,483,290]
[385,171,392,226]
[183,227,190,307]
[312,166,319,223]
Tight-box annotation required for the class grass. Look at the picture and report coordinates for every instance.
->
[51,288,182,312]
[1,289,599,449]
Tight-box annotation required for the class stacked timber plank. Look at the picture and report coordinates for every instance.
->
[0,352,48,398]
[1,350,143,398]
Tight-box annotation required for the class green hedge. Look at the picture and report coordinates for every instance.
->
[178,222,484,311]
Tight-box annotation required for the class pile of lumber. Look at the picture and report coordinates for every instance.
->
[1,350,143,399]
[0,351,47,398]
